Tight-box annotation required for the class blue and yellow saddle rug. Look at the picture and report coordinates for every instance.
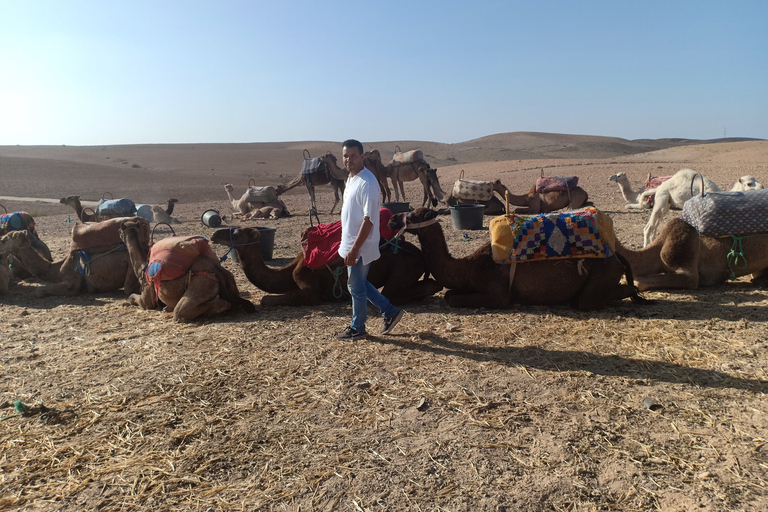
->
[490,207,616,264]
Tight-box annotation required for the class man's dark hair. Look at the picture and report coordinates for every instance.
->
[342,139,364,155]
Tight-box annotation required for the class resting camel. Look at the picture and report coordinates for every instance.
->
[445,179,511,216]
[60,196,98,222]
[492,179,589,214]
[387,208,645,311]
[640,169,764,247]
[210,226,442,307]
[608,172,655,209]
[0,253,9,295]
[152,198,181,224]
[275,152,348,218]
[617,217,768,291]
[365,150,445,207]
[1,219,148,297]
[0,232,28,294]
[119,221,254,322]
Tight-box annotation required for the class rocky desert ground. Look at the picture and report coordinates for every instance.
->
[1,133,768,511]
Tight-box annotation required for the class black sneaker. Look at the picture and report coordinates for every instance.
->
[382,309,404,334]
[336,326,367,341]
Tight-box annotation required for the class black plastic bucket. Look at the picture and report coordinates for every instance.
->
[256,226,276,261]
[449,204,485,230]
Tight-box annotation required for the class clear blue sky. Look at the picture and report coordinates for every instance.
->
[2,0,766,145]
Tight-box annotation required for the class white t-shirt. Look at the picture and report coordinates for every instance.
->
[339,167,381,265]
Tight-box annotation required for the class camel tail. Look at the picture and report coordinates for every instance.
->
[614,252,652,305]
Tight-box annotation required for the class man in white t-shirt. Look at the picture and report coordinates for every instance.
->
[336,139,404,340]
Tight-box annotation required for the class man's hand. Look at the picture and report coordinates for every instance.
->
[344,247,359,266]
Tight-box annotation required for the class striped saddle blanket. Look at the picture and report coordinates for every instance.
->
[535,176,579,193]
[0,212,36,235]
[302,158,326,176]
[681,189,768,237]
[392,150,423,167]
[490,207,615,264]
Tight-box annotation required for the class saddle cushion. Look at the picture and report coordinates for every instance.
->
[680,189,768,237]
[452,178,493,202]
[535,176,579,193]
[96,198,137,218]
[392,150,424,166]
[490,207,615,264]
[70,216,150,253]
[146,236,213,283]
[0,212,36,235]
[645,175,672,190]
[301,158,326,176]
[245,186,279,204]
[302,209,399,269]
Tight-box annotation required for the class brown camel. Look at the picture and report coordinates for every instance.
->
[387,208,644,310]
[275,152,348,219]
[210,226,442,307]
[616,217,768,291]
[60,195,98,222]
[365,150,445,207]
[492,179,590,214]
[3,218,150,297]
[0,231,32,294]
[119,221,255,322]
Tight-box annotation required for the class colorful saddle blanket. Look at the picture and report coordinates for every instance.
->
[490,207,615,264]
[302,208,400,269]
[680,189,768,237]
[70,216,149,253]
[392,150,423,167]
[535,176,579,193]
[147,236,213,283]
[97,198,136,219]
[0,212,36,235]
[301,158,326,176]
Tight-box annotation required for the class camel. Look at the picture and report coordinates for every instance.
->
[639,169,764,247]
[152,198,181,224]
[0,253,8,295]
[387,208,645,311]
[275,152,348,219]
[363,149,395,203]
[0,231,30,294]
[491,179,589,214]
[616,217,768,291]
[445,179,511,216]
[60,196,98,222]
[224,184,287,218]
[365,151,445,207]
[1,220,147,297]
[119,221,255,322]
[608,172,656,209]
[210,226,442,307]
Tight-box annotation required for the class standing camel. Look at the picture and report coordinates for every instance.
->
[365,150,445,207]
[275,152,348,220]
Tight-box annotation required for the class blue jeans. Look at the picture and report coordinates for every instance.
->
[347,258,398,333]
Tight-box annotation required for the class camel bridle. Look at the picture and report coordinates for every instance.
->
[218,227,261,263]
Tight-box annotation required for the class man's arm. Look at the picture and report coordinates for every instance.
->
[344,216,373,266]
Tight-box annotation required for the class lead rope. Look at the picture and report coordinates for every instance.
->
[219,228,260,263]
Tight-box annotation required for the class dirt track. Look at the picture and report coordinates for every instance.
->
[1,138,768,511]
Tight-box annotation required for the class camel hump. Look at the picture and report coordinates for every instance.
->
[71,216,149,253]
[392,150,423,166]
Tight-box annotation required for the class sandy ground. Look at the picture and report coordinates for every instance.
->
[1,134,768,511]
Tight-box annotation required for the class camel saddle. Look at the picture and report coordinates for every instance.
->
[301,158,327,176]
[96,198,137,219]
[680,189,768,237]
[301,208,400,269]
[452,171,493,202]
[490,207,616,264]
[70,216,150,253]
[645,175,672,190]
[0,212,36,235]
[245,186,279,204]
[146,236,214,284]
[392,150,424,167]
[535,175,579,193]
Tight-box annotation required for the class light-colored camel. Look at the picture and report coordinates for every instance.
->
[119,221,254,322]
[210,226,442,307]
[608,172,656,209]
[152,198,181,224]
[275,152,348,219]
[640,169,764,247]
[60,196,97,222]
[731,175,764,191]
[491,179,589,214]
[617,217,768,291]
[387,208,645,310]
[2,222,144,297]
[366,151,445,207]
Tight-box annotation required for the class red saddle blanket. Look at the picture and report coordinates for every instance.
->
[70,216,149,253]
[302,209,400,269]
[146,236,213,284]
[644,175,672,190]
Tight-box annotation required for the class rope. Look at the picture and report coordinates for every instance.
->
[75,244,126,275]
[327,264,348,299]
[218,227,260,262]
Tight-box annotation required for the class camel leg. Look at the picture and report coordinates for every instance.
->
[211,263,255,313]
[643,193,671,246]
[381,277,442,306]
[172,277,230,322]
[34,279,82,297]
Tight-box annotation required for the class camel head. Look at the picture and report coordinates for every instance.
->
[418,166,445,206]
[322,151,338,165]
[733,175,764,191]
[118,220,141,243]
[167,198,179,205]
[224,184,235,193]
[0,230,32,254]
[387,207,439,233]
[59,195,81,206]
[608,172,628,183]
[210,227,258,248]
